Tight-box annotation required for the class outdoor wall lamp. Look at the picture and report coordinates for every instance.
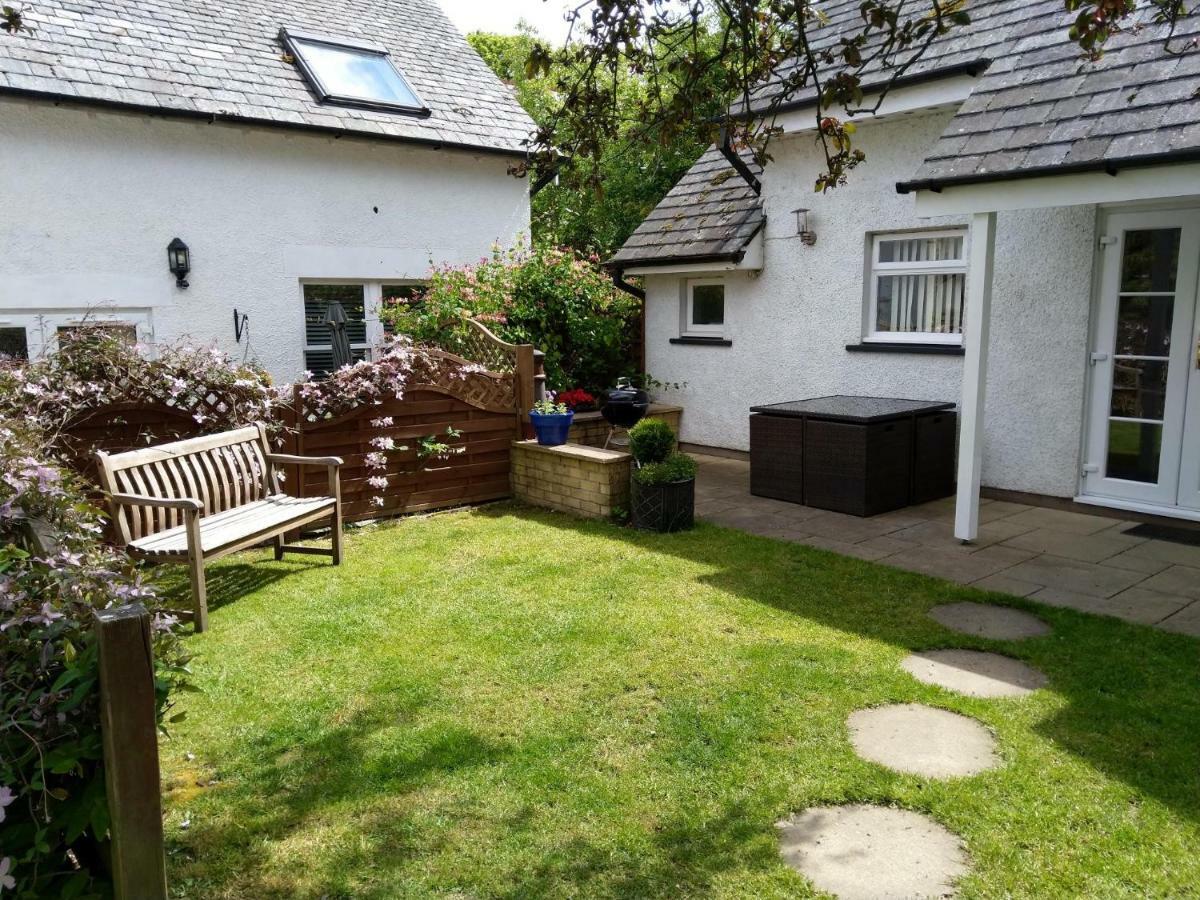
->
[167,238,190,288]
[792,208,817,246]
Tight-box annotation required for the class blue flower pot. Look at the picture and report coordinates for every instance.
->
[530,410,574,446]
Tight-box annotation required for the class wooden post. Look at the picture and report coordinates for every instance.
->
[93,603,168,900]
[955,210,997,543]
[515,343,535,440]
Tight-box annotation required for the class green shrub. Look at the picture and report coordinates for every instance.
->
[628,418,676,465]
[633,452,697,486]
[381,240,641,394]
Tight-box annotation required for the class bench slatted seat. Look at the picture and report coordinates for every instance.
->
[96,424,343,632]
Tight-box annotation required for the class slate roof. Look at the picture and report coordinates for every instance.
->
[607,146,764,267]
[614,2,1200,265]
[0,0,535,156]
[899,3,1200,189]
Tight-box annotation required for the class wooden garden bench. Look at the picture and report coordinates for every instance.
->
[96,424,343,632]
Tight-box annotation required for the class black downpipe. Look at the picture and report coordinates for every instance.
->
[612,270,647,374]
[719,127,761,196]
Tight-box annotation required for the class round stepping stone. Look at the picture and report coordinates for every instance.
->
[901,649,1047,698]
[928,602,1051,640]
[848,703,998,778]
[777,804,969,900]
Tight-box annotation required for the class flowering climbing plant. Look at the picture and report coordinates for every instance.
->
[0,422,191,898]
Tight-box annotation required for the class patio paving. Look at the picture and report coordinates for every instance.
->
[694,454,1200,637]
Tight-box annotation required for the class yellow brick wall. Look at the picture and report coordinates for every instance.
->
[511,441,631,519]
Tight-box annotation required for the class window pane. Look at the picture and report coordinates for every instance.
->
[0,327,28,361]
[56,323,137,346]
[875,273,964,335]
[1116,295,1173,357]
[1107,420,1162,483]
[1109,360,1168,420]
[878,234,964,264]
[691,285,724,325]
[304,284,367,346]
[293,38,421,108]
[304,347,368,377]
[1120,229,1180,292]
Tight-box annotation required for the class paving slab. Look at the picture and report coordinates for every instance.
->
[881,545,1036,585]
[777,804,968,900]
[1031,586,1189,625]
[928,602,1051,639]
[1003,554,1145,598]
[1100,549,1172,576]
[968,573,1044,598]
[1000,507,1118,535]
[888,517,1035,550]
[1112,538,1200,569]
[847,703,999,778]
[901,650,1047,698]
[1001,527,1146,564]
[799,534,896,561]
[1158,601,1200,637]
[1137,565,1200,602]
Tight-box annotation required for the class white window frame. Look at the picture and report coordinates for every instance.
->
[0,308,153,361]
[299,280,424,372]
[865,228,968,345]
[683,278,726,337]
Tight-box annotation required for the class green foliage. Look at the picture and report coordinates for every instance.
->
[381,241,640,393]
[627,417,676,465]
[632,452,697,486]
[0,424,191,898]
[531,398,569,415]
[467,25,721,255]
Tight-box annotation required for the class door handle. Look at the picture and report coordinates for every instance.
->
[1090,352,1109,366]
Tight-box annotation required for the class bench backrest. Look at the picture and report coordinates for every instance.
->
[96,424,278,544]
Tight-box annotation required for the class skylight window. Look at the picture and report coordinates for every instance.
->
[281,28,428,115]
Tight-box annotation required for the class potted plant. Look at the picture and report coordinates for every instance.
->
[628,418,697,532]
[529,395,574,446]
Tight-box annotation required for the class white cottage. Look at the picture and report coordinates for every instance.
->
[610,1,1200,537]
[0,0,533,381]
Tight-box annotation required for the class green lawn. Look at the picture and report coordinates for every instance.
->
[160,505,1200,898]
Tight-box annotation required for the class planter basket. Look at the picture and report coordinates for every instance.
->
[631,478,695,533]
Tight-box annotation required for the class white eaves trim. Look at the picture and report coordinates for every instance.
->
[621,230,764,276]
[913,162,1200,216]
[772,74,978,135]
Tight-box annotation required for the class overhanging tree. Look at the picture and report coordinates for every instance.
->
[520,0,1195,196]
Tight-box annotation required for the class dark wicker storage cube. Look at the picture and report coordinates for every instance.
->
[912,410,957,503]
[803,418,913,516]
[749,413,805,503]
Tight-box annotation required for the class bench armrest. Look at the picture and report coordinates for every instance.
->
[111,492,203,512]
[265,453,343,468]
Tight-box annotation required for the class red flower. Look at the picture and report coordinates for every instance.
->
[557,388,596,410]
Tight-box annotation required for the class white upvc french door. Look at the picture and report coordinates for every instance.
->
[1082,209,1200,514]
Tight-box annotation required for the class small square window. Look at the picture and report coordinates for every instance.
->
[685,280,725,337]
[866,229,967,344]
[281,28,427,115]
[0,326,28,362]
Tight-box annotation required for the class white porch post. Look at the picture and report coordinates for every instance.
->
[955,211,997,543]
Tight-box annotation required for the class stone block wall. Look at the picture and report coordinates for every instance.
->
[511,440,631,519]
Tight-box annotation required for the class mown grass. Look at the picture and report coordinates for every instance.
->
[159,504,1200,898]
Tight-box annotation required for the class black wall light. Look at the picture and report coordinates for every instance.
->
[167,238,190,288]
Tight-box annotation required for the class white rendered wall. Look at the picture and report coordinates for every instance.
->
[644,109,1097,498]
[0,98,530,382]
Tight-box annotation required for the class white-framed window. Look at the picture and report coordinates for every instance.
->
[300,280,423,375]
[866,229,968,343]
[0,309,153,361]
[684,279,726,337]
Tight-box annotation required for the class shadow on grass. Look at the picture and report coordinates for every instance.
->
[152,557,325,617]
[169,698,510,898]
[472,503,1200,826]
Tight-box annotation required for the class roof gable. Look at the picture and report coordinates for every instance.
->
[0,0,535,155]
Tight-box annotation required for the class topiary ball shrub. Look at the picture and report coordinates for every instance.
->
[628,417,676,465]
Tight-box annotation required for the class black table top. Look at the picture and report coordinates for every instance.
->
[750,395,955,424]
